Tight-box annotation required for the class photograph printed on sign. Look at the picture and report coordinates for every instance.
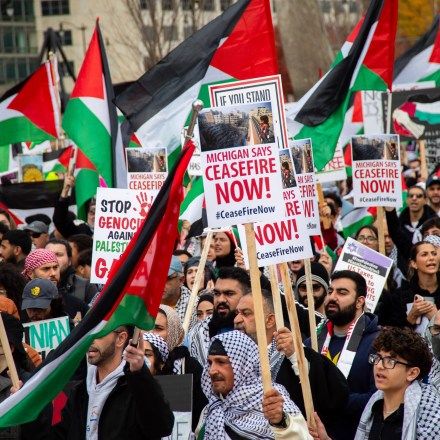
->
[351,134,402,208]
[289,139,320,235]
[279,149,297,189]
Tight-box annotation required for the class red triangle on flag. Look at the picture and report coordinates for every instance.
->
[210,0,278,80]
[57,146,73,169]
[70,28,104,99]
[429,14,440,63]
[76,148,97,171]
[7,64,58,138]
[352,92,364,123]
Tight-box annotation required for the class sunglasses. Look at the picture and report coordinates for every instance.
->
[407,193,424,199]
[298,283,322,292]
[30,232,42,238]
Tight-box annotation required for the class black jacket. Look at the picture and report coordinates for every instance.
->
[23,364,174,440]
[53,195,93,239]
[58,267,98,304]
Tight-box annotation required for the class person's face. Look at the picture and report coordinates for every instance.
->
[373,350,419,393]
[144,341,160,375]
[29,232,49,249]
[162,272,183,302]
[213,278,244,319]
[197,300,214,321]
[186,266,198,290]
[297,281,326,310]
[200,237,216,262]
[152,313,168,342]
[176,253,190,265]
[424,227,440,238]
[214,233,231,258]
[380,221,394,256]
[208,354,234,397]
[87,204,96,228]
[68,242,79,267]
[356,228,379,251]
[325,278,364,326]
[0,214,11,229]
[46,243,71,275]
[77,264,92,280]
[0,240,17,263]
[26,306,52,322]
[88,330,123,366]
[30,262,60,286]
[234,295,257,342]
[288,260,303,273]
[427,184,440,206]
[411,243,439,275]
[407,188,427,213]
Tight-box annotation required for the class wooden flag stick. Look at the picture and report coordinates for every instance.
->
[0,313,19,389]
[279,262,315,428]
[419,140,428,181]
[317,183,331,229]
[245,223,272,392]
[268,265,284,329]
[182,231,214,334]
[304,258,318,351]
[376,207,386,256]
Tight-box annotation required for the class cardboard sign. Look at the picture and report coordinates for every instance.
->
[155,375,193,440]
[23,316,70,360]
[91,188,150,284]
[289,139,320,233]
[351,134,402,208]
[315,142,347,183]
[198,76,287,227]
[334,237,393,312]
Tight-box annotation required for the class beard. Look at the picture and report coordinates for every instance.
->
[211,306,236,330]
[299,290,326,310]
[325,300,357,327]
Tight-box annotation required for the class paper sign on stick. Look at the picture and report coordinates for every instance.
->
[91,188,150,284]
[316,142,347,183]
[334,237,393,312]
[351,134,402,208]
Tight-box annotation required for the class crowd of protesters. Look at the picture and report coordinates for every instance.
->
[0,154,438,439]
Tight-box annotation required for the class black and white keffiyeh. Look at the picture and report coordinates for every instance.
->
[201,331,300,439]
[143,332,169,364]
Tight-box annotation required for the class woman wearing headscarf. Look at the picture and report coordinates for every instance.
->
[214,230,238,269]
[142,332,169,375]
[152,304,207,430]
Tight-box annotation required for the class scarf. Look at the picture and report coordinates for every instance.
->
[86,361,126,440]
[201,331,299,440]
[143,333,169,364]
[319,313,366,379]
[268,337,284,379]
[159,304,185,351]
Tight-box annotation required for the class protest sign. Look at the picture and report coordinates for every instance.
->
[289,139,320,233]
[23,317,70,360]
[126,146,167,192]
[91,188,149,284]
[315,143,347,183]
[198,76,286,227]
[362,91,385,134]
[155,375,192,440]
[382,86,440,174]
[335,237,393,312]
[237,147,313,268]
[351,134,402,208]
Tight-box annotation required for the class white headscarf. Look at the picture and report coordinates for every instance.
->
[201,331,299,439]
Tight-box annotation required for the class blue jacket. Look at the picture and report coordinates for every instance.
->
[306,312,380,440]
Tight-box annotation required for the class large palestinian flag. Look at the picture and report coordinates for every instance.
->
[115,0,278,171]
[62,19,118,220]
[0,141,194,428]
[0,61,60,145]
[286,0,397,171]
[394,13,440,86]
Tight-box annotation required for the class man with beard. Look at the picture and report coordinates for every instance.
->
[188,266,250,366]
[20,326,174,439]
[306,270,380,440]
[0,230,31,272]
[296,262,328,316]
[234,290,349,426]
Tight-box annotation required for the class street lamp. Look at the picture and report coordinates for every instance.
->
[58,21,87,55]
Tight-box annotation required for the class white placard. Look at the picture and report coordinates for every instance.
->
[316,142,347,183]
[351,134,402,208]
[334,237,393,312]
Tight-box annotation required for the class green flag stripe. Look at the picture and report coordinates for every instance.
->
[0,117,55,144]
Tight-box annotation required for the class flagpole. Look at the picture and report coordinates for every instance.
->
[268,265,284,329]
[48,51,63,142]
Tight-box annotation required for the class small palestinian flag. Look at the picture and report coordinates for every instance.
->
[341,207,377,239]
[286,0,397,171]
[0,141,195,428]
[0,60,60,145]
[115,0,278,171]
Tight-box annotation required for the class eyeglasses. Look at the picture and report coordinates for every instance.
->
[167,273,178,281]
[429,325,440,336]
[369,353,412,369]
[298,283,322,292]
[407,193,424,199]
[357,236,378,243]
[30,232,41,238]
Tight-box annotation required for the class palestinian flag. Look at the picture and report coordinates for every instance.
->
[0,61,60,144]
[0,141,195,428]
[341,206,376,239]
[42,146,73,177]
[115,0,278,171]
[286,0,397,171]
[394,13,440,86]
[179,177,204,224]
[62,19,118,220]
